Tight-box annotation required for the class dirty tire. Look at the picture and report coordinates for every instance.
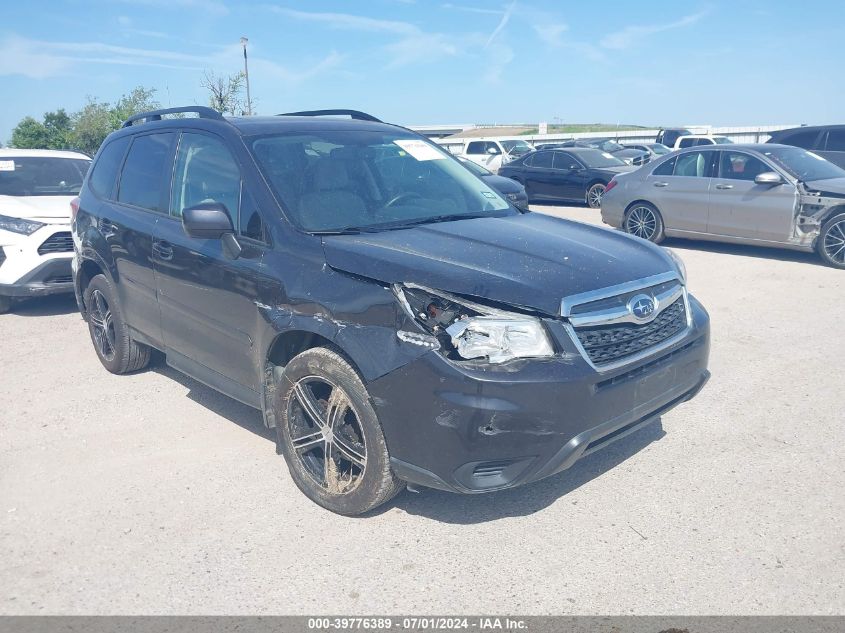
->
[83,274,150,374]
[624,202,665,244]
[586,182,606,209]
[0,295,11,314]
[276,347,403,515]
[817,212,845,269]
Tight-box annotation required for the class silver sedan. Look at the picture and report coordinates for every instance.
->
[600,144,845,269]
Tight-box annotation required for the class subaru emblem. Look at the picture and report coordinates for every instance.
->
[628,294,656,321]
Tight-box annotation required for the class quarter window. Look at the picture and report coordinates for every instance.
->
[89,136,129,199]
[117,133,176,212]
[170,133,241,220]
[718,152,771,181]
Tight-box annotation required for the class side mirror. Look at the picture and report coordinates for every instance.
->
[182,202,242,259]
[754,171,784,186]
[182,202,234,239]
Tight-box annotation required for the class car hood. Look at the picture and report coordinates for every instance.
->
[804,177,845,197]
[480,173,524,194]
[322,213,676,316]
[0,195,74,221]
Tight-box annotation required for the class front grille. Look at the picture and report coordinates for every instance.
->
[37,232,73,255]
[573,297,687,365]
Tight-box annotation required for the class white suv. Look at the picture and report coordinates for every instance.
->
[0,149,91,313]
[460,139,533,173]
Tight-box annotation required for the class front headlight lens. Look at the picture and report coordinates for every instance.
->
[0,214,45,235]
[395,284,554,364]
[666,249,687,283]
[446,317,554,364]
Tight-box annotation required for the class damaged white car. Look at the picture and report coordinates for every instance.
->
[601,144,845,269]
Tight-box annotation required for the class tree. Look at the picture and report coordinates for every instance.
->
[201,70,245,115]
[71,87,160,155]
[9,109,73,149]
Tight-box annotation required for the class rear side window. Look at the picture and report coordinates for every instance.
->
[777,129,820,149]
[824,130,845,152]
[674,151,714,177]
[89,136,129,199]
[678,138,698,148]
[117,133,176,212]
[170,133,240,220]
[652,157,676,176]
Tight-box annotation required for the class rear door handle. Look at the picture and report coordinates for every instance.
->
[653,182,669,188]
[153,240,173,261]
[715,183,734,190]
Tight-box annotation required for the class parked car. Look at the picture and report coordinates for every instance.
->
[543,138,650,166]
[601,143,845,269]
[458,157,528,210]
[0,148,91,313]
[656,128,692,148]
[623,143,672,159]
[459,138,533,173]
[498,147,636,208]
[73,106,710,515]
[669,135,733,150]
[767,125,845,169]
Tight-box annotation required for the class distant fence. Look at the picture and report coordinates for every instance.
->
[433,124,799,154]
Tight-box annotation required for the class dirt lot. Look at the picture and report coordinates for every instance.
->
[1,204,843,615]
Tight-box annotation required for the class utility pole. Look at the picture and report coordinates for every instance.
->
[240,36,252,115]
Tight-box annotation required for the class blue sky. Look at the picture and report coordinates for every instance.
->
[1,0,843,142]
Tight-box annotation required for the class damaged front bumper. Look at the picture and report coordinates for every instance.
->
[369,296,710,494]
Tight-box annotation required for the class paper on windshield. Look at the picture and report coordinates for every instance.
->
[393,139,446,161]
[602,152,615,160]
[0,160,15,171]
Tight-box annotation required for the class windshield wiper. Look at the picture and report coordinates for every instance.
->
[312,213,493,235]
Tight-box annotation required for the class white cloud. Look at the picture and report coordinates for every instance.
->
[484,0,515,48]
[0,35,71,79]
[115,0,229,17]
[441,3,503,15]
[267,7,418,35]
[600,10,708,50]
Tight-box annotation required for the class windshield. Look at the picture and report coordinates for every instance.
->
[650,144,671,154]
[251,131,513,233]
[0,157,90,196]
[587,139,623,153]
[501,140,532,156]
[458,157,492,177]
[713,137,732,144]
[575,149,627,168]
[762,146,845,183]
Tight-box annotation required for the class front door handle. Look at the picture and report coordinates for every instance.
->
[653,182,669,188]
[715,183,734,190]
[153,240,173,261]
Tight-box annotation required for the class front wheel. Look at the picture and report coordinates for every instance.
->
[818,213,845,269]
[276,347,403,515]
[624,202,665,243]
[586,182,606,209]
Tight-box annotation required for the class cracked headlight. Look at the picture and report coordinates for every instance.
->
[665,249,687,283]
[0,214,45,235]
[395,284,554,364]
[446,317,553,363]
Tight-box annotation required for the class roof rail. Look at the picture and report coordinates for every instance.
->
[122,106,224,128]
[277,109,383,123]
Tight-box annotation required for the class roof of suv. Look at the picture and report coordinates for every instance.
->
[0,148,91,159]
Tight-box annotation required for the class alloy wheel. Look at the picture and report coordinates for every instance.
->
[588,184,606,208]
[823,219,845,264]
[287,377,367,494]
[89,289,116,361]
[626,206,658,240]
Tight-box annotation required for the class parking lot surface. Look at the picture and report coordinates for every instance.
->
[1,204,843,615]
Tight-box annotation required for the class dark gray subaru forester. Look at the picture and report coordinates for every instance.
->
[71,107,710,515]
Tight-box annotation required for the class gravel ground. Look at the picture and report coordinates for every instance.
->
[1,204,843,615]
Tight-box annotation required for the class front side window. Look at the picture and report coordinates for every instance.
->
[678,137,698,148]
[674,151,714,178]
[718,152,771,181]
[250,131,512,233]
[553,152,581,170]
[466,142,485,155]
[170,133,240,220]
[528,151,553,168]
[0,156,90,197]
[118,133,176,211]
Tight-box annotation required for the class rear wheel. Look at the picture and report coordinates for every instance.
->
[83,274,151,374]
[276,347,403,515]
[818,213,845,269]
[624,202,665,243]
[586,182,606,209]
